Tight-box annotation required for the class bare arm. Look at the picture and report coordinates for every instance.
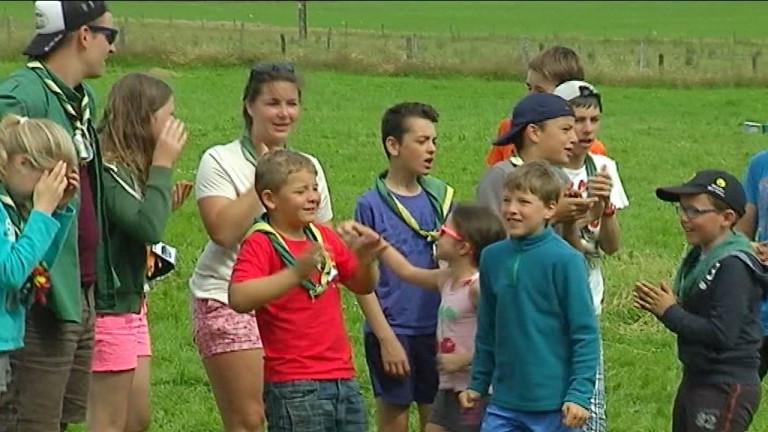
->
[229,267,301,313]
[198,190,262,249]
[344,259,378,295]
[379,242,444,291]
[598,213,620,255]
[736,203,757,240]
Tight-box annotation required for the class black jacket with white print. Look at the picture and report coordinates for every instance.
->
[660,252,768,384]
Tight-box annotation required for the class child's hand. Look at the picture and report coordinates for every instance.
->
[561,402,589,428]
[335,220,386,262]
[172,180,194,211]
[293,243,325,280]
[152,118,188,168]
[437,353,468,374]
[58,166,79,209]
[752,242,768,264]
[633,280,676,317]
[587,165,613,205]
[554,195,598,224]
[379,336,410,377]
[33,161,68,215]
[458,389,481,409]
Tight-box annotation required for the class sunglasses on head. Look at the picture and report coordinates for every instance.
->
[250,62,295,78]
[87,25,119,45]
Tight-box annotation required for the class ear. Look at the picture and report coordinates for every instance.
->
[260,189,278,211]
[73,25,92,49]
[543,200,558,220]
[245,100,256,120]
[385,136,401,157]
[457,240,474,257]
[526,124,542,144]
[723,209,738,228]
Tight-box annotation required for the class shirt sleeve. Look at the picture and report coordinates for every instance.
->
[744,155,762,205]
[660,256,757,350]
[42,204,76,267]
[557,253,599,409]
[354,195,374,227]
[312,157,334,223]
[468,248,497,395]
[231,233,274,284]
[0,210,60,294]
[475,165,505,217]
[195,148,238,201]
[607,159,630,209]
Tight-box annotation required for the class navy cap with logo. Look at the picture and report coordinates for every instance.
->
[493,92,574,146]
[655,170,746,217]
[24,1,109,57]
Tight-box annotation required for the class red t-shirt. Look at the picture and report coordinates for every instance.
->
[231,224,359,383]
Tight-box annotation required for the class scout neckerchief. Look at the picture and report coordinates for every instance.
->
[26,61,93,164]
[246,215,337,299]
[0,186,51,307]
[374,171,454,243]
[240,133,288,168]
[578,153,602,264]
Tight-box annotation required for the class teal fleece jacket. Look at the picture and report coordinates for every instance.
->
[469,227,599,411]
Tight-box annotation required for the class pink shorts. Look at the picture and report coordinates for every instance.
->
[192,298,263,359]
[92,303,152,373]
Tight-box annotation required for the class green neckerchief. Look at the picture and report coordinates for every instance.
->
[240,133,288,168]
[585,153,597,177]
[374,171,454,242]
[26,61,93,163]
[673,230,754,299]
[246,214,337,299]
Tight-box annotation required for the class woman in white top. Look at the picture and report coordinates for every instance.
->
[189,64,333,431]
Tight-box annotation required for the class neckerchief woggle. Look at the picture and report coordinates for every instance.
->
[26,61,93,164]
[374,171,454,243]
[247,215,337,299]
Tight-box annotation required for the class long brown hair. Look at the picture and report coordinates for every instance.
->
[99,72,173,187]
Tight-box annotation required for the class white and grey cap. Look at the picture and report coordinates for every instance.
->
[24,1,109,57]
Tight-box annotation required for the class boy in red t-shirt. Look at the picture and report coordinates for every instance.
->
[229,149,382,431]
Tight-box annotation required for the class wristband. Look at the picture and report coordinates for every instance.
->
[602,204,616,218]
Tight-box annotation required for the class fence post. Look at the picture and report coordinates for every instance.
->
[405,35,414,60]
[6,16,11,43]
[658,53,664,72]
[638,41,647,69]
[752,52,761,75]
[297,0,307,40]
[239,22,245,52]
[280,33,287,57]
[326,27,332,50]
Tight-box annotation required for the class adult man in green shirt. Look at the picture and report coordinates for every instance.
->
[0,2,119,431]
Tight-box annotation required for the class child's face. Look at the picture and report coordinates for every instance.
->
[677,194,734,248]
[525,70,557,94]
[266,168,320,227]
[528,116,576,165]
[3,154,46,200]
[434,215,470,262]
[500,188,556,237]
[150,96,176,143]
[570,106,601,158]
[387,117,437,176]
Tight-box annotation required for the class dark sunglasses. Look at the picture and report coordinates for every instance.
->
[87,25,119,45]
[249,62,295,78]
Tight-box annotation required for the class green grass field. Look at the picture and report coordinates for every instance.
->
[1,59,765,430]
[3,1,768,38]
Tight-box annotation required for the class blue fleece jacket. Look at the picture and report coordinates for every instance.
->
[469,227,599,411]
[0,190,75,352]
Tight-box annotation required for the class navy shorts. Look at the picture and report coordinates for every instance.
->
[363,332,438,406]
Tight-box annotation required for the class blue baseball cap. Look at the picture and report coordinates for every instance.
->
[493,93,574,146]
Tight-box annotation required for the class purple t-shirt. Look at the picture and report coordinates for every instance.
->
[355,188,441,336]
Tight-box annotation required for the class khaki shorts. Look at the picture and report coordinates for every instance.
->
[0,354,10,394]
[0,287,95,432]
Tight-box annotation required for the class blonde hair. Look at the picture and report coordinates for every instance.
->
[528,46,585,86]
[254,149,316,195]
[99,72,174,188]
[503,160,563,205]
[0,114,77,178]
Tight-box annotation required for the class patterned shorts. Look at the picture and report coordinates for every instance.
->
[582,341,606,432]
[192,298,262,359]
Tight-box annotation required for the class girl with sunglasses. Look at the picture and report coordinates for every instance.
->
[189,63,333,431]
[339,203,506,432]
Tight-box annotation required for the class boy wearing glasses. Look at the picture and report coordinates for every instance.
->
[555,80,628,432]
[0,2,119,431]
[634,170,767,432]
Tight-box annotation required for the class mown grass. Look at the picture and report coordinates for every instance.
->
[2,2,768,86]
[1,59,766,430]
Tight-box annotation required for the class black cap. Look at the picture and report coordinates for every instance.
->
[24,1,108,57]
[656,170,746,217]
[494,93,574,146]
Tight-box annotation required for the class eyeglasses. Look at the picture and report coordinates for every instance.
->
[87,25,119,45]
[439,224,465,242]
[675,204,720,219]
[249,62,296,79]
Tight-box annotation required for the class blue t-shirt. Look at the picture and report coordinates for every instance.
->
[743,149,768,333]
[355,188,441,336]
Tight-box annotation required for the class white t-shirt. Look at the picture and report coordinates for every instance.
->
[188,139,333,303]
[561,153,629,315]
